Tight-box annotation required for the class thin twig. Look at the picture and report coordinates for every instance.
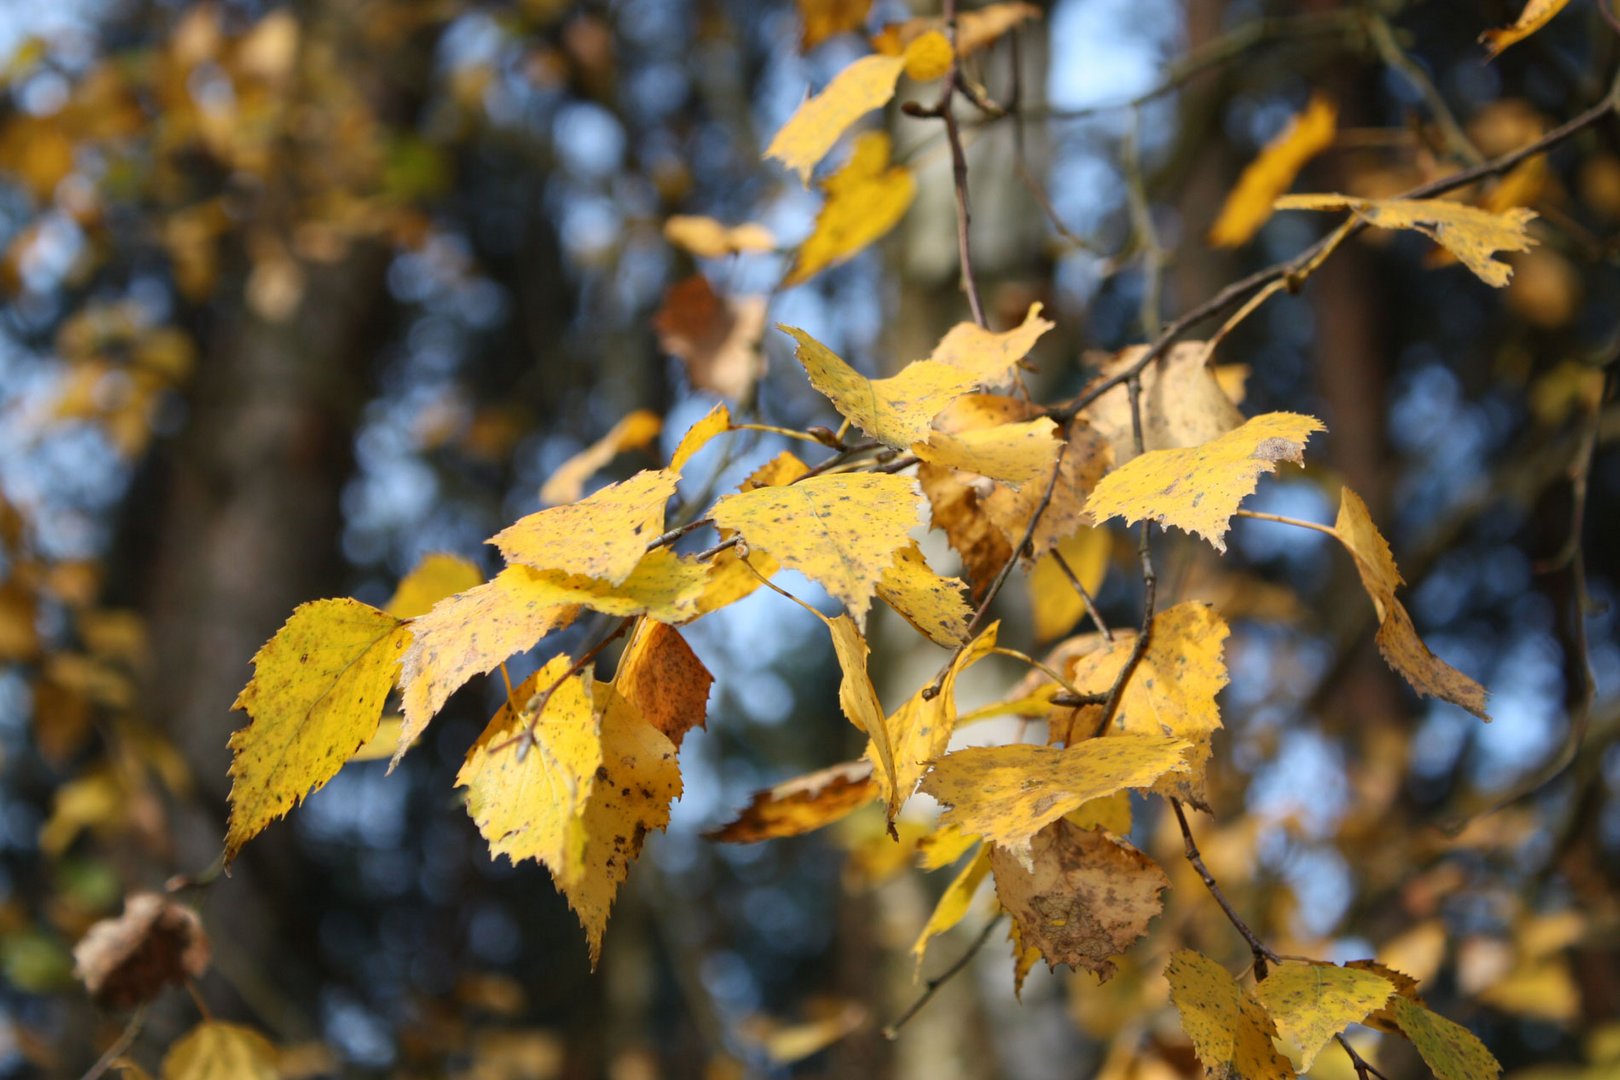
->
[1232,508,1340,539]
[1364,12,1483,167]
[882,916,1004,1039]
[80,1006,148,1080]
[940,0,987,327]
[1336,1033,1393,1080]
[1050,548,1111,640]
[1170,799,1280,973]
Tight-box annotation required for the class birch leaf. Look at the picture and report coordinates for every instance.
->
[1388,995,1502,1080]
[668,401,731,474]
[495,468,677,584]
[1276,194,1536,287]
[708,760,876,843]
[798,0,872,50]
[912,844,991,975]
[612,621,713,750]
[539,411,664,506]
[663,216,776,258]
[385,553,482,619]
[781,325,977,447]
[1166,949,1296,1080]
[1254,961,1397,1070]
[925,301,1053,384]
[709,472,921,623]
[914,417,1063,487]
[1210,95,1337,247]
[1333,488,1490,719]
[227,599,408,860]
[653,276,768,403]
[1086,412,1324,552]
[1082,341,1244,466]
[161,1022,279,1080]
[874,541,973,646]
[920,734,1191,867]
[764,54,906,184]
[990,820,1167,979]
[784,131,915,286]
[1480,0,1572,59]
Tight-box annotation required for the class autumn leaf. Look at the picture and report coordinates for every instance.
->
[1166,950,1296,1080]
[990,820,1167,979]
[1333,488,1490,720]
[784,324,982,446]
[1065,790,1132,835]
[494,468,676,584]
[456,656,601,876]
[1086,412,1324,553]
[653,277,768,403]
[874,541,972,647]
[160,1022,279,1080]
[1480,0,1572,59]
[1057,602,1229,804]
[873,2,1041,58]
[708,759,876,842]
[668,401,731,474]
[709,472,921,623]
[611,621,712,750]
[566,683,682,967]
[1387,995,1502,1080]
[539,411,664,506]
[764,33,951,182]
[1082,341,1245,465]
[1254,960,1396,1070]
[1210,94,1337,248]
[1275,194,1536,287]
[784,131,916,286]
[912,843,990,974]
[799,0,871,50]
[871,624,998,821]
[385,552,482,619]
[227,599,408,860]
[920,734,1191,866]
[914,416,1063,486]
[663,216,776,258]
[396,571,580,763]
[73,892,210,1010]
[925,301,1053,385]
[977,418,1111,564]
[1028,528,1110,642]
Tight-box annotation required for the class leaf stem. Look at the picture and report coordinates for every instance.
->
[882,915,1003,1039]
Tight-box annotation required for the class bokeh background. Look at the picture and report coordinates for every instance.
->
[0,0,1616,1076]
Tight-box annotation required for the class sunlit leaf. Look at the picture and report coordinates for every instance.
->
[1254,961,1396,1070]
[1480,0,1572,59]
[912,844,991,974]
[708,760,876,842]
[1210,94,1337,247]
[385,552,483,619]
[495,469,677,584]
[783,132,916,286]
[539,411,664,506]
[1276,194,1536,286]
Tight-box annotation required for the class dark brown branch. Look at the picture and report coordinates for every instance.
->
[1050,548,1110,641]
[940,0,987,327]
[1336,1033,1393,1080]
[1170,799,1280,973]
[882,915,1004,1039]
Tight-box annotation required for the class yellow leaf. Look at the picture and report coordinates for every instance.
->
[1166,950,1296,1080]
[914,416,1062,486]
[1275,194,1536,287]
[990,821,1167,979]
[1059,603,1227,807]
[495,468,676,584]
[708,759,876,842]
[564,683,682,967]
[1480,0,1572,59]
[1009,920,1043,1001]
[161,1022,279,1080]
[669,401,731,474]
[1082,341,1245,465]
[958,2,1042,54]
[784,131,916,286]
[1028,528,1110,642]
[924,301,1054,384]
[349,715,404,763]
[798,0,872,50]
[764,53,907,183]
[456,656,600,876]
[978,418,1111,563]
[227,599,408,860]
[874,541,973,646]
[1387,995,1502,1080]
[395,571,580,764]
[1086,412,1325,553]
[740,1002,869,1066]
[1333,488,1490,719]
[709,472,921,623]
[385,553,482,619]
[612,621,712,750]
[916,822,979,869]
[539,411,664,506]
[1210,95,1337,247]
[783,324,978,446]
[1254,961,1396,1070]
[871,624,998,820]
[1065,789,1132,835]
[819,614,895,797]
[901,30,953,81]
[663,216,776,258]
[912,844,991,974]
[919,734,1191,866]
